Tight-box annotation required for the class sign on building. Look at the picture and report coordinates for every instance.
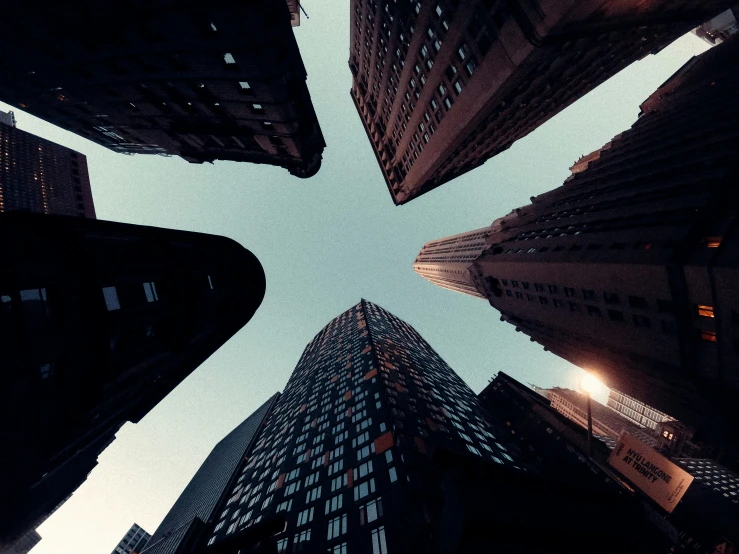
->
[607,432,693,513]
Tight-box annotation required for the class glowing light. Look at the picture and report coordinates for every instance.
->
[579,372,602,396]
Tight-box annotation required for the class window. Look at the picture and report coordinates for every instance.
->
[306,486,322,502]
[329,459,344,476]
[359,497,383,525]
[224,53,236,64]
[304,471,320,487]
[706,236,722,248]
[700,330,718,342]
[284,481,301,496]
[371,526,388,554]
[628,296,648,310]
[564,287,576,298]
[353,478,376,501]
[329,543,348,554]
[568,302,581,312]
[276,499,293,512]
[697,305,715,318]
[327,514,348,540]
[102,287,120,311]
[633,314,651,328]
[239,81,251,90]
[356,460,374,479]
[297,507,314,526]
[357,443,375,460]
[325,494,343,515]
[608,309,624,322]
[143,281,159,302]
[604,292,620,305]
[293,529,311,545]
[277,538,289,553]
[586,305,601,317]
[331,474,347,492]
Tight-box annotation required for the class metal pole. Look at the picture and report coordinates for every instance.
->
[586,392,593,458]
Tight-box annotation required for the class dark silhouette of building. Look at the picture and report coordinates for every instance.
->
[148,301,668,554]
[350,0,732,204]
[415,37,739,455]
[112,524,151,554]
[4,530,42,554]
[0,212,266,549]
[0,110,95,217]
[140,395,278,554]
[0,0,325,178]
[480,372,739,553]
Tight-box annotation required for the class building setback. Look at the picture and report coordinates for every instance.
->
[350,0,732,204]
[535,386,659,449]
[415,37,739,455]
[693,6,739,45]
[112,524,151,554]
[141,395,278,554]
[0,212,266,549]
[0,0,325,178]
[0,110,95,217]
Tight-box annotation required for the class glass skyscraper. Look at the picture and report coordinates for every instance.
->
[205,300,519,553]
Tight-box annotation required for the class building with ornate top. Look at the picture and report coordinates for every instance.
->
[350,0,733,204]
[0,0,325,177]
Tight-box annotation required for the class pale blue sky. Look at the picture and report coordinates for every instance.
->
[4,4,709,552]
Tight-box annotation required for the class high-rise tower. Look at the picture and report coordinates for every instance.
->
[0,212,266,549]
[0,0,325,177]
[0,110,95,217]
[201,300,519,554]
[415,37,739,450]
[350,0,732,204]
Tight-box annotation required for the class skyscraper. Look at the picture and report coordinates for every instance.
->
[412,226,492,298]
[606,389,675,432]
[112,524,151,554]
[350,0,733,204]
[0,110,95,217]
[141,395,278,554]
[415,36,739,450]
[0,211,266,549]
[0,0,325,177]
[200,300,520,554]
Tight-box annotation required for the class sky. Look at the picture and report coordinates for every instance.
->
[2,3,711,553]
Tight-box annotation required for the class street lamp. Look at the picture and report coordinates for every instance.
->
[579,372,602,458]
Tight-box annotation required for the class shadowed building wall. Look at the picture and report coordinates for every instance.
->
[350,0,732,204]
[0,212,266,548]
[0,0,325,178]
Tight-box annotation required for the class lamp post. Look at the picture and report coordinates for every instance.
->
[579,373,601,459]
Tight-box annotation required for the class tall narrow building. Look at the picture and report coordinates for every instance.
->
[0,0,325,177]
[0,212,266,549]
[0,110,95,217]
[202,300,520,554]
[111,524,151,554]
[350,0,732,204]
[415,37,739,452]
[141,395,278,554]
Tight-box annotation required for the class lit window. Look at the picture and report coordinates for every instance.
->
[143,282,159,302]
[224,53,236,64]
[700,330,717,343]
[102,286,121,311]
[239,81,251,90]
[207,275,214,289]
[706,237,721,248]
[210,22,218,31]
[697,305,715,318]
